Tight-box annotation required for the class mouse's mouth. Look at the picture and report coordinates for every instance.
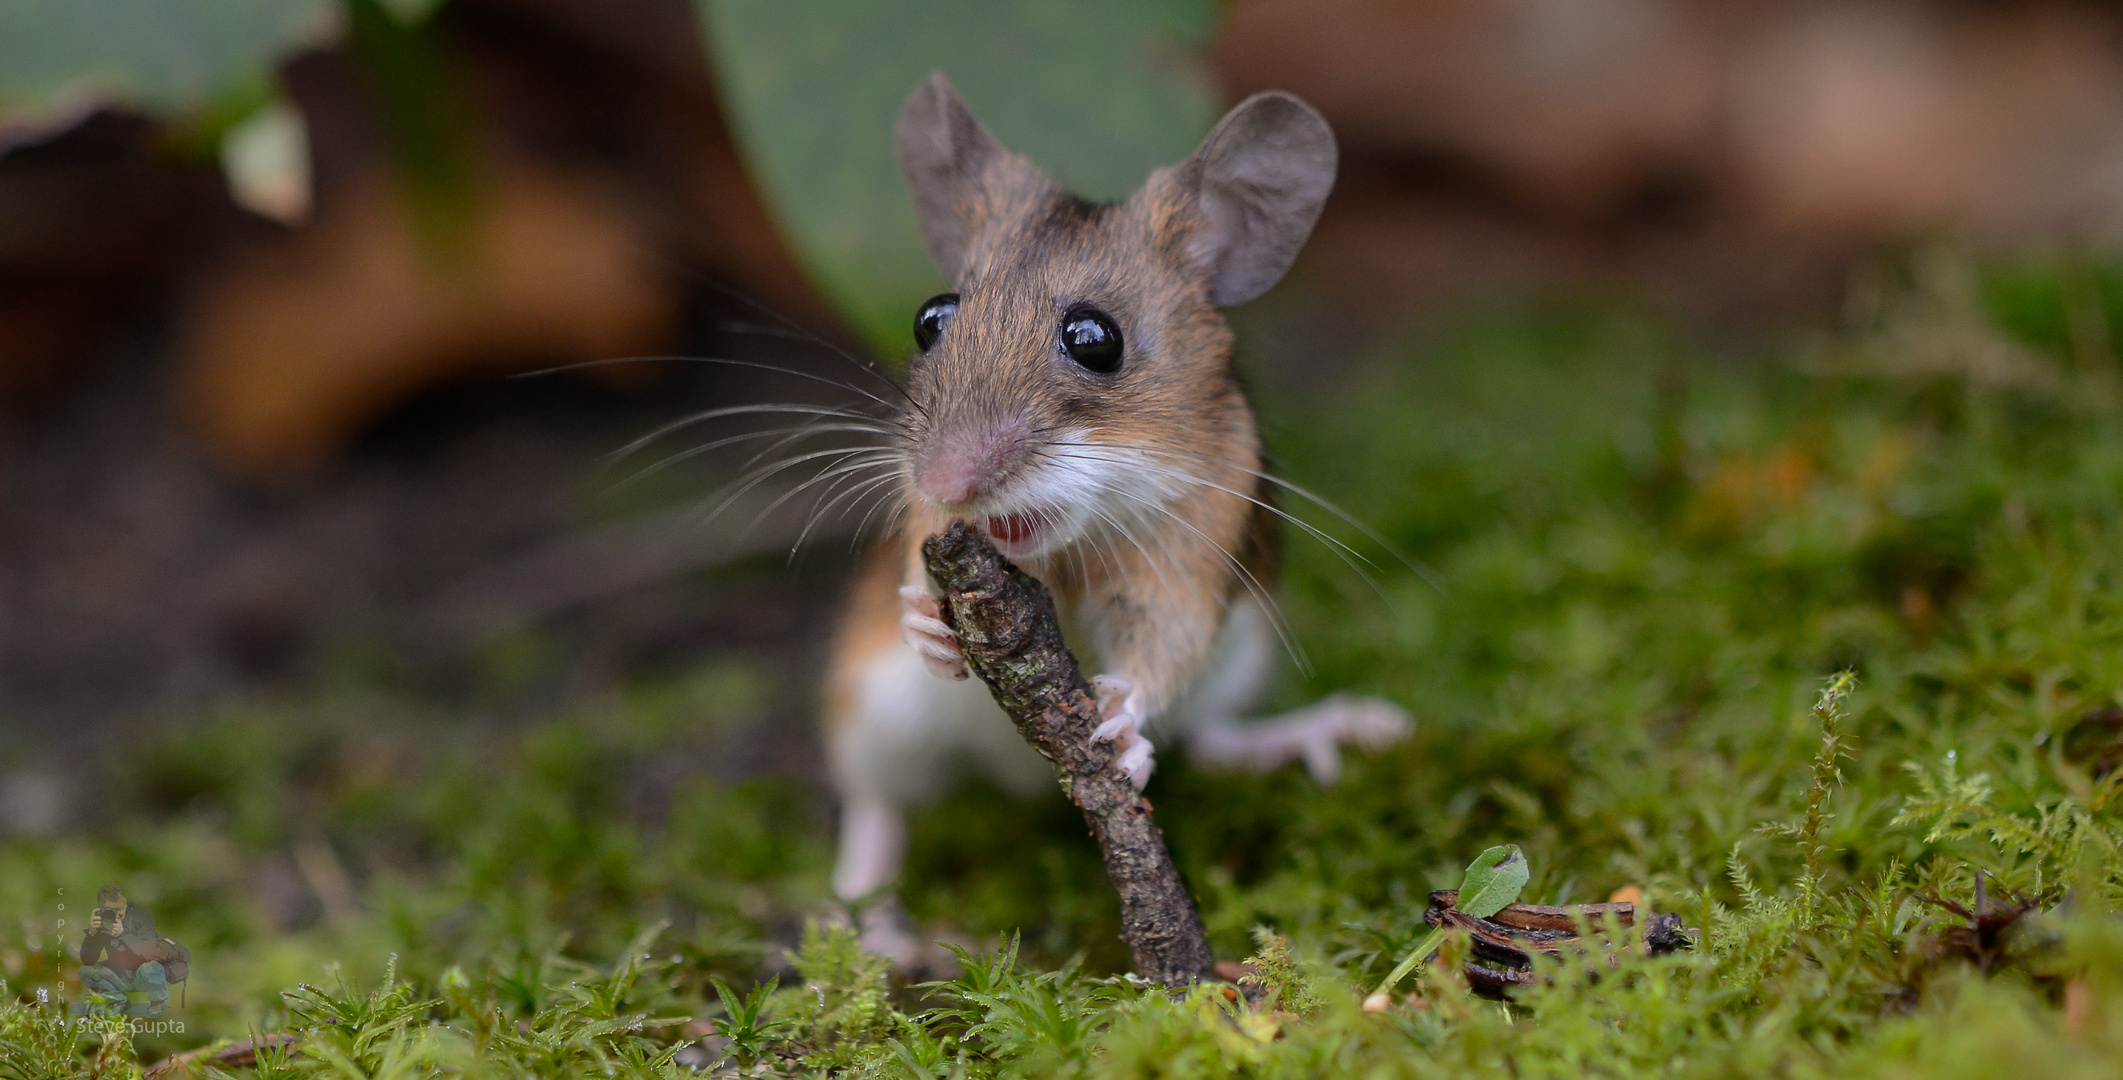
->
[981,512,1046,558]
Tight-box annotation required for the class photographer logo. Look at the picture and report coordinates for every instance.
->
[68,884,189,1025]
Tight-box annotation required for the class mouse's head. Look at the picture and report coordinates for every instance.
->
[891,73,1336,560]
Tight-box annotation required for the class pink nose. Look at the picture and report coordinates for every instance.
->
[917,461,983,505]
[916,417,1028,505]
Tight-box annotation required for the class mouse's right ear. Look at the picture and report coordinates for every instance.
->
[897,73,1005,285]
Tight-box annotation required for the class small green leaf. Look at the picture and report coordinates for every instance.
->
[1455,844,1529,919]
[1371,844,1534,995]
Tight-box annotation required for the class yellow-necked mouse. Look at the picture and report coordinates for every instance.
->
[824,74,1411,943]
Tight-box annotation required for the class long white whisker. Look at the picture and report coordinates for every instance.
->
[749,451,901,534]
[608,403,893,465]
[734,415,878,474]
[1239,467,1442,591]
[1056,465,1243,635]
[849,471,912,549]
[611,240,918,409]
[780,466,875,565]
[711,320,917,406]
[617,423,892,490]
[1056,446,1391,604]
[880,500,912,545]
[821,468,904,532]
[521,354,907,414]
[1096,484,1309,675]
[693,446,896,533]
[1070,505,1122,582]
[791,465,903,556]
[1077,502,1165,605]
[1019,443,1279,647]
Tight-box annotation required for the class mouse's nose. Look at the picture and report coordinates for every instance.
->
[916,415,1030,506]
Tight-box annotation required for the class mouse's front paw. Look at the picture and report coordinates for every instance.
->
[1090,674,1155,789]
[899,586,967,680]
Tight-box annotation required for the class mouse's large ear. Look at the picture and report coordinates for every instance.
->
[897,72,1005,284]
[1185,92,1337,306]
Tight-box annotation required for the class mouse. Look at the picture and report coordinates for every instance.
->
[823,73,1412,957]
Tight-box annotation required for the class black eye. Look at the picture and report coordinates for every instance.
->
[1060,305,1123,374]
[914,293,959,351]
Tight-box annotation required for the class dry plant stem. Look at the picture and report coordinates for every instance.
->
[145,1033,300,1079]
[922,521,1216,986]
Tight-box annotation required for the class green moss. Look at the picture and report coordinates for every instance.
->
[11,251,2123,1074]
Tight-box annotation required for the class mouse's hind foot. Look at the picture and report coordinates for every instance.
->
[1189,694,1411,783]
[851,898,964,979]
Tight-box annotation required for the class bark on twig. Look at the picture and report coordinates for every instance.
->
[922,521,1216,986]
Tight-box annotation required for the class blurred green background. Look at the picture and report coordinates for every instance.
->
[5,1,2123,1076]
[702,0,1221,350]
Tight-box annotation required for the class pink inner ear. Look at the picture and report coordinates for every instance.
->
[1184,92,1337,306]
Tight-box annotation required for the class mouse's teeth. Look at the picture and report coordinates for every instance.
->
[986,513,1040,546]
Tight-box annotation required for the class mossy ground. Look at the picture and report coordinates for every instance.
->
[9,248,2123,1076]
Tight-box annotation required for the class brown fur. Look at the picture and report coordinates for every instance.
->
[825,77,1337,905]
[883,152,1272,712]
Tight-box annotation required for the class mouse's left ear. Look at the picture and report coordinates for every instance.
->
[897,72,1007,285]
[1183,92,1338,306]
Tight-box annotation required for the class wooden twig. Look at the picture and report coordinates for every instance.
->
[922,521,1216,986]
[1422,890,1695,998]
[144,1033,300,1079]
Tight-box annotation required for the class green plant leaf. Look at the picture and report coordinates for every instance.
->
[697,0,1221,354]
[1372,844,1532,994]
[0,0,337,120]
[1455,844,1529,919]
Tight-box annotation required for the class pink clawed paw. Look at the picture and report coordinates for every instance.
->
[1090,674,1156,789]
[899,586,967,681]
